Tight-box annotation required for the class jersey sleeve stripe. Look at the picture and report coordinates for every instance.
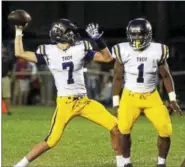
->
[40,44,47,55]
[41,44,50,64]
[163,45,167,60]
[114,45,122,63]
[40,45,44,55]
[159,44,167,64]
[39,45,42,54]
[43,44,46,55]
[84,40,89,50]
[87,41,90,50]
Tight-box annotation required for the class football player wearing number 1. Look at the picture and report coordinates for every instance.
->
[112,18,182,167]
[13,19,124,167]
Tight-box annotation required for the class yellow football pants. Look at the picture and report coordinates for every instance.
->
[45,95,117,148]
[118,89,172,137]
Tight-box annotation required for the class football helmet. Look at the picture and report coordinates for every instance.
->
[49,19,79,45]
[126,18,152,50]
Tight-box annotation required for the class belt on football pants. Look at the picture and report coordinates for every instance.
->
[59,93,87,101]
[127,89,156,99]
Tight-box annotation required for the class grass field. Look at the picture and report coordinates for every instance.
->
[2,106,185,167]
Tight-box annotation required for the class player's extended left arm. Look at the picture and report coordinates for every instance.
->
[159,61,182,116]
[85,23,113,62]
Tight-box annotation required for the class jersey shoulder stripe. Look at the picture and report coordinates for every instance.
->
[113,44,122,64]
[39,44,47,55]
[83,40,91,51]
[159,44,169,64]
[82,40,95,61]
[36,44,49,65]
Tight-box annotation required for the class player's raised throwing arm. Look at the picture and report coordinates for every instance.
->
[159,60,182,116]
[14,26,38,63]
[86,23,113,62]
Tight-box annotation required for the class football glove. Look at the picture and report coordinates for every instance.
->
[86,23,103,40]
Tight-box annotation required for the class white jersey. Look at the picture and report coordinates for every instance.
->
[112,42,169,93]
[36,41,95,96]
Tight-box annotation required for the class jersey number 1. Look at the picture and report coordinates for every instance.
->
[62,62,74,84]
[137,63,144,83]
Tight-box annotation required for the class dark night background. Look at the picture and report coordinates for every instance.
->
[2,2,185,66]
[1,1,185,106]
[2,1,185,56]
[2,2,185,44]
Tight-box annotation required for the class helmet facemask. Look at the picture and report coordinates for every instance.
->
[49,20,79,45]
[60,30,76,45]
[126,18,152,50]
[127,31,152,50]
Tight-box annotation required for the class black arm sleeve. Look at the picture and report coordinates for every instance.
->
[35,53,47,65]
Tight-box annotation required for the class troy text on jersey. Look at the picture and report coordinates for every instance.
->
[137,57,147,62]
[62,55,72,61]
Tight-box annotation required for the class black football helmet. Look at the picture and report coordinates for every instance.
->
[49,19,79,45]
[126,18,152,50]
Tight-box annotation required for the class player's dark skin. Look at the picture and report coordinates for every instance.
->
[159,79,173,115]
[159,62,182,116]
[112,57,182,161]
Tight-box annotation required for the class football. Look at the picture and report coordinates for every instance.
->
[8,9,32,27]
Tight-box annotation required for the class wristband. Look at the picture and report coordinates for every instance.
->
[94,38,107,50]
[168,91,176,101]
[112,95,119,107]
[16,29,23,37]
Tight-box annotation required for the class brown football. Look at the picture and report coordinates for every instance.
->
[8,9,32,27]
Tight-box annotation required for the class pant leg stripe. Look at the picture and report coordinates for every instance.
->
[44,109,58,142]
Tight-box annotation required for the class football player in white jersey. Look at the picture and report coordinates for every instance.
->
[13,19,124,167]
[112,18,182,167]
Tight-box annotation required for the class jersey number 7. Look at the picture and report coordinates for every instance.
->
[62,62,74,84]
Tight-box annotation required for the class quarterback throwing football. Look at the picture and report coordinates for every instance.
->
[13,19,124,167]
[112,18,182,167]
